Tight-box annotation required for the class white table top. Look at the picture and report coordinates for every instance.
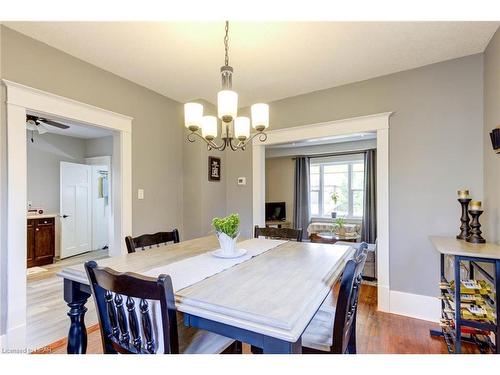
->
[430,236,500,260]
[59,235,352,343]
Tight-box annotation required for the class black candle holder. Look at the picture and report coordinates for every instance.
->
[456,198,471,240]
[466,210,486,244]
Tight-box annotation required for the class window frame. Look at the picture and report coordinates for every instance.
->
[309,155,365,220]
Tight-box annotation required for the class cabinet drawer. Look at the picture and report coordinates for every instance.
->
[36,218,54,227]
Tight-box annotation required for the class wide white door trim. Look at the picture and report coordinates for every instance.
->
[252,112,392,314]
[2,79,133,350]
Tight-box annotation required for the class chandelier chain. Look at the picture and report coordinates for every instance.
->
[224,21,229,66]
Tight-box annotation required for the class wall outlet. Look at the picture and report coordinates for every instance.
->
[237,177,246,186]
[138,189,145,200]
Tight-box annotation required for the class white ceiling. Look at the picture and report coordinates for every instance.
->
[6,22,499,107]
[28,111,113,139]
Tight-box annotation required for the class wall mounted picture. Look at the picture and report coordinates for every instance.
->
[208,156,221,181]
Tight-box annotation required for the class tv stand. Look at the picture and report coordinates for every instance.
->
[265,220,291,229]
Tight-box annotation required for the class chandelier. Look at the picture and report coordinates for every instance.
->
[184,21,269,151]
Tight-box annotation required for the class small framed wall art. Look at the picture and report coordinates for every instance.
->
[208,156,221,181]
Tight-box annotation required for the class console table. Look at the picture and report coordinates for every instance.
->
[430,236,500,354]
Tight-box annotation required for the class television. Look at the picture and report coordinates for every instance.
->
[265,202,286,221]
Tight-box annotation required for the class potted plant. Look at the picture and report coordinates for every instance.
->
[212,213,240,255]
[330,192,339,218]
[334,217,346,236]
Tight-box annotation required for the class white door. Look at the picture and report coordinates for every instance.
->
[60,162,92,258]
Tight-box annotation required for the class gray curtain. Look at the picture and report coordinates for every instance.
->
[361,149,377,243]
[293,156,310,240]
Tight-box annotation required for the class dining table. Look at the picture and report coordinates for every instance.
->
[58,235,353,354]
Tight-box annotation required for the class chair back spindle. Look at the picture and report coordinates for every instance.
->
[126,296,142,352]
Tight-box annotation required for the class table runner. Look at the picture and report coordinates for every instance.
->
[138,237,286,352]
[143,237,286,292]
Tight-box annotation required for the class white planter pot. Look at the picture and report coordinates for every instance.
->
[216,231,239,255]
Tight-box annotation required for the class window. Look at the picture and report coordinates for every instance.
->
[310,155,365,219]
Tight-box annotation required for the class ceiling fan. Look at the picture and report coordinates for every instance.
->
[26,114,70,135]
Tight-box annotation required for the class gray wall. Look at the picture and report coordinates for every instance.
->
[1,26,184,237]
[266,157,295,225]
[226,146,254,238]
[27,132,86,213]
[182,100,226,240]
[484,28,500,244]
[227,54,485,297]
[85,136,113,158]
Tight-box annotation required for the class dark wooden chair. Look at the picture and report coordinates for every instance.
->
[301,248,368,354]
[254,225,303,242]
[125,229,180,254]
[84,260,236,354]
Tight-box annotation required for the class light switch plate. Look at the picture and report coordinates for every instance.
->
[237,177,246,186]
[138,189,144,200]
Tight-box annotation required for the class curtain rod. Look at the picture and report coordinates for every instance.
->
[291,148,375,160]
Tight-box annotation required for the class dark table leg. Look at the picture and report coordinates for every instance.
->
[64,278,91,354]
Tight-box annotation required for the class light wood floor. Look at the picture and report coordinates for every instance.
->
[27,250,108,350]
[37,285,468,354]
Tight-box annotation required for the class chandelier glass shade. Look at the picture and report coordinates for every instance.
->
[184,21,269,151]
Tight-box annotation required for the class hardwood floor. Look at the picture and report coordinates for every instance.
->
[27,249,108,350]
[36,285,468,354]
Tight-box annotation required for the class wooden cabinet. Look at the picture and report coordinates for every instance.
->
[27,217,55,268]
[27,220,35,267]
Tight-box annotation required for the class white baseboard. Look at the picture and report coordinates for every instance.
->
[389,290,440,323]
[377,284,390,313]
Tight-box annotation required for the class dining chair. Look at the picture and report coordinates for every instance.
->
[254,225,303,242]
[125,229,180,253]
[301,248,368,354]
[84,260,237,354]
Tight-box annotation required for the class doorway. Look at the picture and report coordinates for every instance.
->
[2,80,133,349]
[252,112,391,313]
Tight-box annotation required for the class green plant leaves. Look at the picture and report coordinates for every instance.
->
[212,213,240,238]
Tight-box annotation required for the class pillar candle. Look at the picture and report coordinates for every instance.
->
[469,201,482,211]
